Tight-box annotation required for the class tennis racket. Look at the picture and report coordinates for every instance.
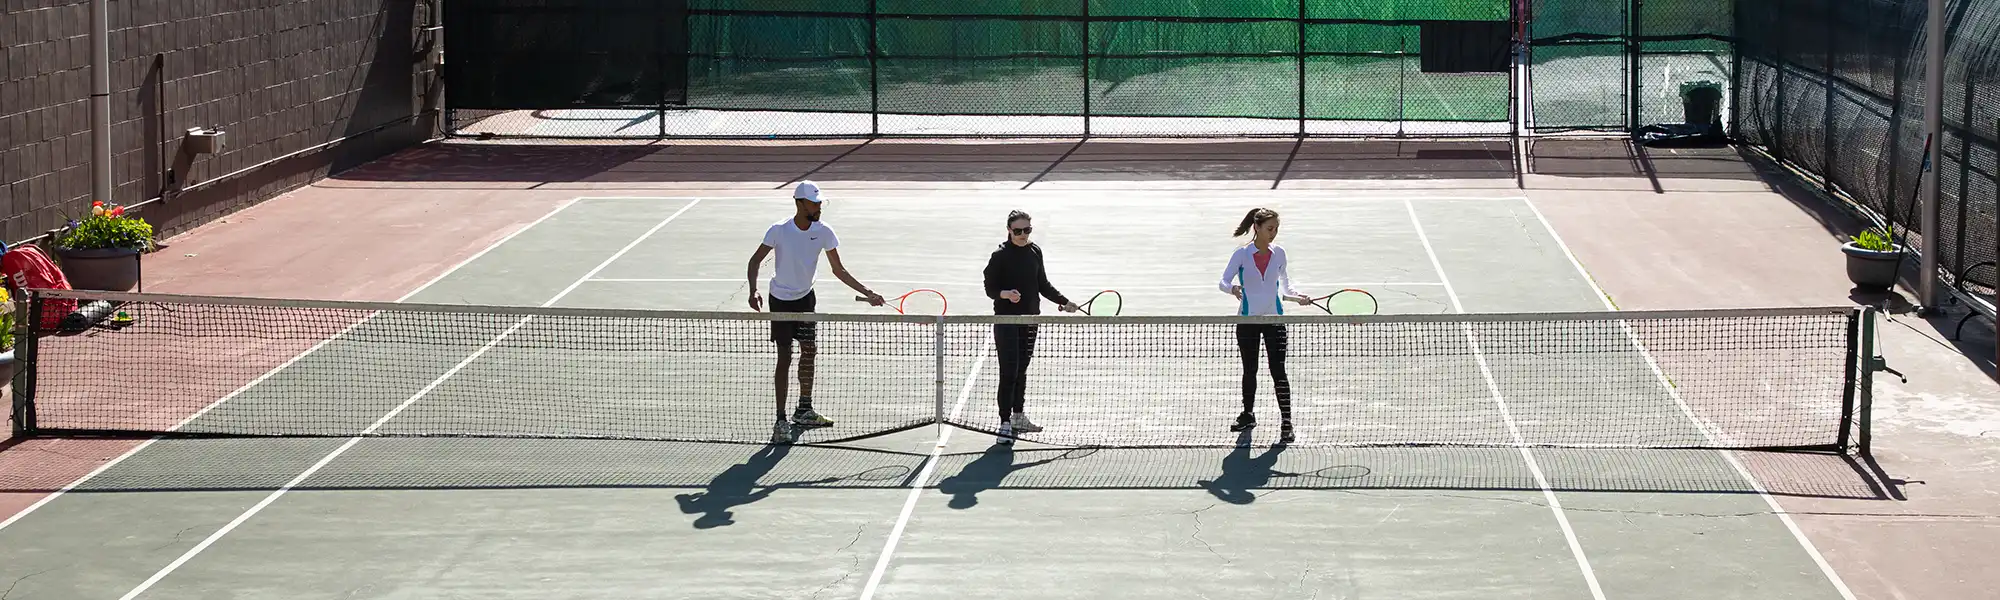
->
[862,289,947,315]
[1079,290,1122,315]
[1308,289,1377,315]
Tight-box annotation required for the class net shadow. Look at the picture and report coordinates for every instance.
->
[3,438,1891,501]
[927,445,1893,500]
[33,437,933,494]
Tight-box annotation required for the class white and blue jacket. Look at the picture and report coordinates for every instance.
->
[1218,244,1302,316]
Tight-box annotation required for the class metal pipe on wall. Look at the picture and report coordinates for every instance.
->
[1920,0,1944,311]
[90,0,112,205]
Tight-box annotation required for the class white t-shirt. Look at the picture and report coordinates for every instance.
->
[762,219,839,301]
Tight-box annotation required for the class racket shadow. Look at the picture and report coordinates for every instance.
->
[673,444,920,529]
[934,445,1101,509]
[1197,430,1288,505]
[674,443,796,529]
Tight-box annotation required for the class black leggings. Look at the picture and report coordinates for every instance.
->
[994,324,1039,420]
[1236,323,1291,420]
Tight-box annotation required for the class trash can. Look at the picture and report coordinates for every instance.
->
[1681,81,1723,126]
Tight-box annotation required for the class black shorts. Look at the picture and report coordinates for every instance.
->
[769,290,817,343]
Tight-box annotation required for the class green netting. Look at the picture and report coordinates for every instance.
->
[1089,0,1295,19]
[1307,0,1504,21]
[684,13,868,111]
[1640,0,1732,38]
[1306,23,1414,55]
[878,0,1081,16]
[689,0,867,11]
[1529,43,1626,130]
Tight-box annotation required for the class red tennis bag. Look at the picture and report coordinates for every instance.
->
[2,244,79,331]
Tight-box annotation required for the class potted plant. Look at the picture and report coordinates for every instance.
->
[0,284,15,386]
[1841,226,1903,291]
[51,201,155,292]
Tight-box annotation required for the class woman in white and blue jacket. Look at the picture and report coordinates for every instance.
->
[1218,208,1313,443]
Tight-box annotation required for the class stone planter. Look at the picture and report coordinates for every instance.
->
[1841,241,1903,291]
[54,247,142,292]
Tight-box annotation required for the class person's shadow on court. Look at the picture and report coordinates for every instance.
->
[1197,430,1287,504]
[674,444,792,529]
[936,442,1081,509]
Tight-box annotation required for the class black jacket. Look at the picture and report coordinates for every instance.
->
[983,241,1069,315]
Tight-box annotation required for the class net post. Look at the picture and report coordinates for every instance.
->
[1856,306,1878,456]
[10,291,38,438]
[933,315,945,432]
[1837,307,1861,451]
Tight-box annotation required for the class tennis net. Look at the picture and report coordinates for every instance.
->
[9,289,1874,454]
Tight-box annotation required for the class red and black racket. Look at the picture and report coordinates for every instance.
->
[862,289,948,315]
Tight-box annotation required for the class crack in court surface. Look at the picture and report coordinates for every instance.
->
[810,523,871,600]
[1,567,58,600]
[1187,508,1228,566]
[152,525,209,552]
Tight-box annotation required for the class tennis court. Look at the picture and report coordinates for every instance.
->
[0,194,1874,599]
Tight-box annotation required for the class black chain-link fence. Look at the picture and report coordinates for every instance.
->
[436,0,1996,314]
[1735,0,1998,312]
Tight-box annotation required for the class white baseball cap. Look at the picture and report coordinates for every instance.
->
[793,180,825,203]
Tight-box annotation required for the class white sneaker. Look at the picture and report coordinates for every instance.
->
[997,422,1015,445]
[771,419,795,444]
[1011,412,1043,433]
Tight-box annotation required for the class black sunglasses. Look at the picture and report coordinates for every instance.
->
[1011,226,1032,235]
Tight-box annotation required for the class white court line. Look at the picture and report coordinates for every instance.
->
[587,278,1448,288]
[1405,199,1607,600]
[858,339,991,600]
[0,196,597,534]
[116,199,704,599]
[1518,199,1860,600]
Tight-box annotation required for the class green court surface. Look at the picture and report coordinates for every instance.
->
[0,195,1865,599]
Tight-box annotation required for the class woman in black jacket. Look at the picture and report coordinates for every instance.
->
[983,210,1079,443]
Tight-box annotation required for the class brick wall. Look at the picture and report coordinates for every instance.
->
[0,0,435,242]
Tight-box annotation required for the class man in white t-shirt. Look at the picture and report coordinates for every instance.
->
[747,181,886,443]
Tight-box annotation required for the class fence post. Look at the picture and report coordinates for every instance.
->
[1297,0,1307,137]
[1081,0,1091,137]
[1628,0,1642,131]
[1823,0,1837,197]
[869,0,881,136]
[1920,0,1944,310]
[1773,0,1786,163]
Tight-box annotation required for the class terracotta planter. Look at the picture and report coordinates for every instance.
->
[54,247,142,292]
